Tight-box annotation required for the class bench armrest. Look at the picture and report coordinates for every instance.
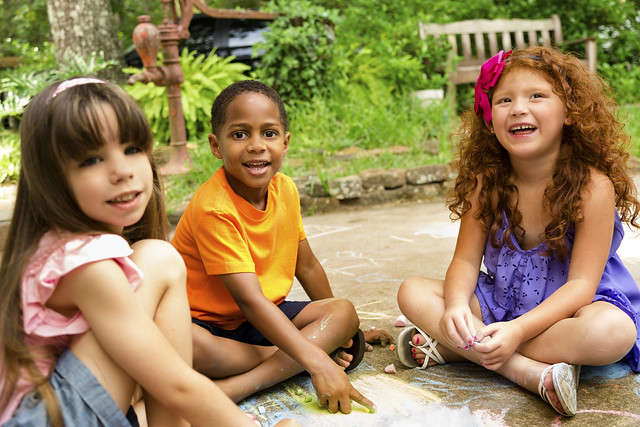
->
[560,37,597,72]
[562,36,596,46]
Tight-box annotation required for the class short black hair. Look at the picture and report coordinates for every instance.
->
[210,80,288,136]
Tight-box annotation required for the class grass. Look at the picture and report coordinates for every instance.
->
[2,98,639,216]
[621,104,640,156]
[163,100,640,214]
[163,92,458,213]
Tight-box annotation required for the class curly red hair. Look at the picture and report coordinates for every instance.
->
[449,46,639,258]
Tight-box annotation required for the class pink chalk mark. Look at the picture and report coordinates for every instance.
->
[394,314,408,327]
[384,363,397,374]
[551,409,640,426]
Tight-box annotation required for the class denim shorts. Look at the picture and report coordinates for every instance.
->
[5,350,136,427]
[192,300,310,346]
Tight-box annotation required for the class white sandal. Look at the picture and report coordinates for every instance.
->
[537,362,580,416]
[396,325,446,368]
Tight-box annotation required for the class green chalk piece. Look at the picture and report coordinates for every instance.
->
[304,395,313,403]
[295,387,304,395]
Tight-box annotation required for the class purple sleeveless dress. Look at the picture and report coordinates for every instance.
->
[474,212,640,371]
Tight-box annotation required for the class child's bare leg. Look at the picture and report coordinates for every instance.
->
[397,277,579,407]
[69,240,190,427]
[129,240,192,427]
[192,324,278,377]
[205,298,359,402]
[516,301,636,366]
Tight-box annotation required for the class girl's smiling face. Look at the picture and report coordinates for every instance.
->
[209,91,290,209]
[65,104,153,233]
[490,67,570,162]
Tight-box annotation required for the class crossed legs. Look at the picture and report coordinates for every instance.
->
[192,298,360,402]
[397,277,636,404]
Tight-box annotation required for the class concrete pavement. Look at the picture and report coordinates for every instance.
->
[241,200,640,427]
[1,185,639,426]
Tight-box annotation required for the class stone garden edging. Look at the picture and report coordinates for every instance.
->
[293,163,455,215]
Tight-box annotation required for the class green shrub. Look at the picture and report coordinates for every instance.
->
[124,49,250,144]
[0,131,20,183]
[0,49,117,123]
[599,63,640,106]
[253,0,340,103]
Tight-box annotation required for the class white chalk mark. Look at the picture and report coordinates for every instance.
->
[357,310,393,320]
[355,300,383,309]
[390,235,414,243]
[414,221,459,239]
[306,225,358,240]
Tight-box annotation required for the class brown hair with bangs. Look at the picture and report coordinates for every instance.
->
[449,46,639,258]
[0,79,168,424]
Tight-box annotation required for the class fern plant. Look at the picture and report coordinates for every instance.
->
[124,49,250,144]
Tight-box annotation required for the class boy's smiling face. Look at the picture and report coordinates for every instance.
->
[209,91,289,209]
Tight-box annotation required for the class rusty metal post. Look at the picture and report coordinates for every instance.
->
[128,2,192,174]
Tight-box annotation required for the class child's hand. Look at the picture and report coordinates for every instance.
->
[439,303,477,349]
[310,362,375,414]
[473,321,524,370]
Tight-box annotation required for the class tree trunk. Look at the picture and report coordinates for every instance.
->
[46,0,125,82]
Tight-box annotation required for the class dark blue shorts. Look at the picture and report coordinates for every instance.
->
[192,300,310,346]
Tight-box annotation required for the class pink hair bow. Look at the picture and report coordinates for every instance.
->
[474,50,512,123]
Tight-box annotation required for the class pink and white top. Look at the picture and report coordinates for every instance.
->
[1,231,142,424]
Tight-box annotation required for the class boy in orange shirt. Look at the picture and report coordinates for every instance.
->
[171,80,374,414]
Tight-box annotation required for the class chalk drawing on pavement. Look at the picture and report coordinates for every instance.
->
[240,371,512,427]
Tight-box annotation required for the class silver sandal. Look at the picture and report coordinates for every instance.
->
[537,362,580,416]
[396,325,446,368]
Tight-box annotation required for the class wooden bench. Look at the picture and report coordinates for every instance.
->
[418,15,597,108]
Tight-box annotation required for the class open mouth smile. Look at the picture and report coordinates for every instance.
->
[509,123,538,135]
[107,191,141,208]
[243,160,271,175]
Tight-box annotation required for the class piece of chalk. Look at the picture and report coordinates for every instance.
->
[304,395,312,403]
[388,344,396,351]
[257,405,265,414]
[295,387,303,395]
[384,363,397,374]
[394,314,408,327]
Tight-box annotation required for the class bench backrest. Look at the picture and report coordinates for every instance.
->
[419,15,563,83]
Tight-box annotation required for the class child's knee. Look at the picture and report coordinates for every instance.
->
[324,298,359,333]
[397,277,436,312]
[131,239,186,287]
[597,309,637,353]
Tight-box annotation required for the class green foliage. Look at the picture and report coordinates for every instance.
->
[622,104,640,158]
[286,86,453,167]
[0,0,49,55]
[600,63,640,106]
[253,0,340,103]
[0,130,19,183]
[0,50,117,122]
[124,49,250,143]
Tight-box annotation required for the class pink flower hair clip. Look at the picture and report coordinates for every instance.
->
[474,50,512,124]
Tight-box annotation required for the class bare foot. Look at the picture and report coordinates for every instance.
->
[540,366,563,412]
[410,331,443,367]
[363,328,394,346]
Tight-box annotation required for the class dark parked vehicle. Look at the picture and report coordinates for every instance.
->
[124,13,271,69]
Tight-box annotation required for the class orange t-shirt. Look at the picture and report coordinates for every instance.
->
[171,168,306,330]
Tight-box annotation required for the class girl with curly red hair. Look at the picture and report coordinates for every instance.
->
[396,46,640,417]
